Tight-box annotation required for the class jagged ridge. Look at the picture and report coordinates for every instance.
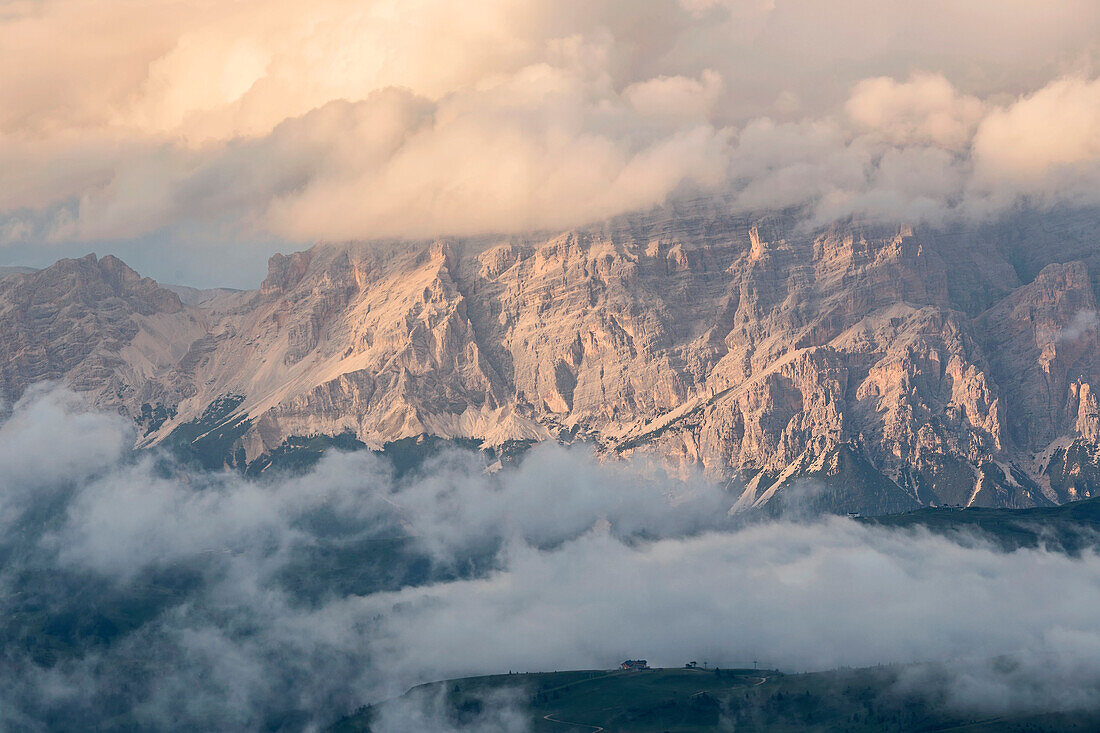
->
[1,204,1098,514]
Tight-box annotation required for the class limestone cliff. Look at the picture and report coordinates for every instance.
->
[2,205,1097,513]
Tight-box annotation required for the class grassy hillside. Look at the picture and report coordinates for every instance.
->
[331,665,1100,732]
[860,496,1100,553]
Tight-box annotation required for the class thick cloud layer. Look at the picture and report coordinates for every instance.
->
[1,1,1098,284]
[4,387,1100,730]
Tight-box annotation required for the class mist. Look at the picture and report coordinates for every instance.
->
[3,387,1100,730]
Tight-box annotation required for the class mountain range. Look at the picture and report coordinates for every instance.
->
[2,203,1098,514]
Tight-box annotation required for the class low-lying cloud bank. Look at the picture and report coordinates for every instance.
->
[3,387,1100,730]
[1,1,1099,285]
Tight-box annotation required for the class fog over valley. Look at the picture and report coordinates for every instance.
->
[1,388,1100,729]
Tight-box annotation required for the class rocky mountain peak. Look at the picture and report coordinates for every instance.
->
[6,253,183,314]
[0,253,199,414]
[261,251,313,297]
[4,206,1099,514]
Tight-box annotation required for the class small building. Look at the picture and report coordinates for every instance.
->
[620,659,649,671]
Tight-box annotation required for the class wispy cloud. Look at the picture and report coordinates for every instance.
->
[1058,309,1099,343]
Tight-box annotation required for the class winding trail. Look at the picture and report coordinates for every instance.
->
[693,673,770,697]
[542,712,604,731]
[926,717,1007,731]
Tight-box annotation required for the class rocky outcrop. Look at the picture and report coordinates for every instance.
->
[3,205,1098,514]
[0,254,205,426]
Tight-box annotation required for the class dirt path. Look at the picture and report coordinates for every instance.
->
[538,670,622,696]
[693,673,770,697]
[924,717,1007,731]
[542,712,604,731]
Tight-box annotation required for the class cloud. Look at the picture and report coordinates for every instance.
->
[15,69,1100,254]
[623,69,724,122]
[6,0,1096,142]
[1,0,1099,285]
[724,117,971,224]
[846,73,986,150]
[971,76,1100,210]
[379,442,735,558]
[0,383,133,531]
[372,685,532,733]
[264,81,733,240]
[5,387,1100,727]
[362,522,1100,698]
[1057,309,1099,343]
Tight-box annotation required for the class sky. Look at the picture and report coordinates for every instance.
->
[1,0,1099,287]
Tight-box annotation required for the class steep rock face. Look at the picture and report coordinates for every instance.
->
[3,206,1098,514]
[0,254,206,430]
[459,230,732,432]
[977,262,1097,450]
[145,241,530,461]
[974,261,1100,503]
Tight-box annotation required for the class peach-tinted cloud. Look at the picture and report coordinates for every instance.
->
[0,0,1098,262]
[971,76,1100,207]
[846,73,985,150]
[623,70,724,122]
